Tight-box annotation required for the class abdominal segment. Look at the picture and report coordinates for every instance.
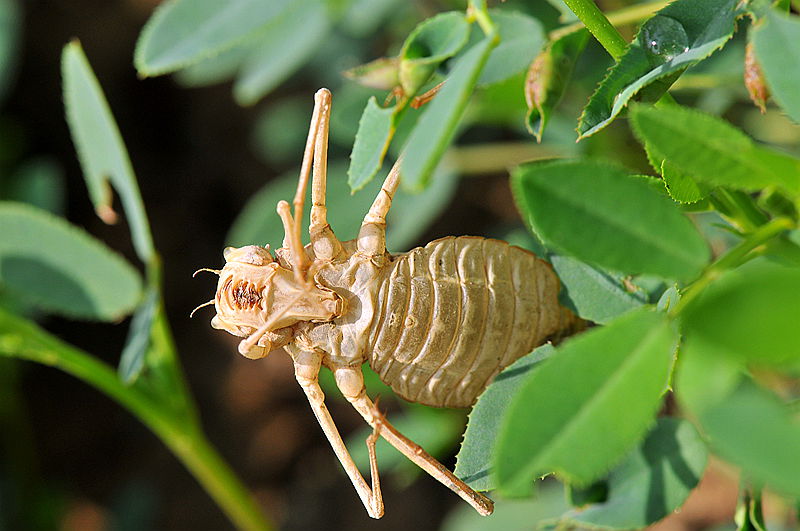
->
[368,236,566,408]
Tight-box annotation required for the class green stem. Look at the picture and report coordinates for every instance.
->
[561,0,629,60]
[550,0,669,42]
[713,188,770,232]
[467,0,497,37]
[671,217,794,315]
[0,310,272,531]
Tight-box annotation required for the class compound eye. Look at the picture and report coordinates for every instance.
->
[223,246,236,261]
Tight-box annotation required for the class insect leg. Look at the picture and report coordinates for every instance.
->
[356,157,402,256]
[309,89,343,261]
[282,88,332,280]
[333,366,494,516]
[292,350,385,519]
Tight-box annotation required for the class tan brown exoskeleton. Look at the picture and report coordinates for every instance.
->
[198,88,581,518]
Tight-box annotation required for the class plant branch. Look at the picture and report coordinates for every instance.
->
[550,0,669,42]
[671,217,795,316]
[561,0,629,60]
[0,309,272,531]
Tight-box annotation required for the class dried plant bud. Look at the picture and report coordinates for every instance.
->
[745,42,770,113]
[524,30,589,142]
[343,57,400,90]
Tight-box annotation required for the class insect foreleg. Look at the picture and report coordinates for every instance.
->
[308,89,342,262]
[332,366,494,517]
[292,349,385,519]
[357,157,402,256]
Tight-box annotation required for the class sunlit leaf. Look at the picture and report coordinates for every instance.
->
[578,0,739,138]
[512,159,710,281]
[401,37,494,190]
[494,308,677,496]
[134,0,292,76]
[644,141,711,204]
[0,202,142,321]
[701,378,800,498]
[550,255,646,324]
[62,41,155,263]
[455,344,556,491]
[559,417,707,529]
[681,261,800,366]
[347,98,395,192]
[630,104,800,194]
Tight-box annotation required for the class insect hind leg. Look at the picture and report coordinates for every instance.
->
[332,365,494,517]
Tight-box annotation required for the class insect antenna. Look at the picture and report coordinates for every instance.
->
[192,268,221,277]
[189,299,215,318]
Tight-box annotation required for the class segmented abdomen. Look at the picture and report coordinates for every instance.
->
[367,236,573,408]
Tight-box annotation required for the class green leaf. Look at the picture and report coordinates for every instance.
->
[173,45,251,87]
[455,344,556,491]
[578,0,739,138]
[226,161,458,252]
[752,7,800,124]
[134,0,292,76]
[630,104,800,194]
[511,160,710,281]
[401,37,495,190]
[62,41,155,263]
[681,261,800,366]
[674,336,742,419]
[441,480,567,531]
[477,10,544,86]
[558,417,707,529]
[494,308,677,496]
[550,255,646,324]
[644,141,711,204]
[399,12,470,96]
[0,202,142,321]
[118,285,159,384]
[232,0,329,106]
[526,29,589,142]
[347,98,395,192]
[0,0,21,104]
[700,378,800,498]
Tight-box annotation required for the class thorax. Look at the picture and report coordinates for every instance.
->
[297,240,396,368]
